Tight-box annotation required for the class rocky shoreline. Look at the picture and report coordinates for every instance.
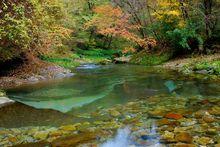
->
[160,54,220,76]
[0,65,74,89]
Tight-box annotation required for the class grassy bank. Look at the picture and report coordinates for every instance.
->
[130,51,172,66]
[41,49,121,69]
[162,54,220,76]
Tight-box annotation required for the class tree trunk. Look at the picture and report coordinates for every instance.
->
[179,0,189,20]
[204,0,213,39]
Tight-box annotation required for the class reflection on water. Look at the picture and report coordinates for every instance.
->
[76,64,100,69]
[9,80,122,113]
[101,127,131,147]
[102,121,161,147]
[2,64,220,128]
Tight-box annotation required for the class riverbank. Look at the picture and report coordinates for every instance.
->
[0,63,74,89]
[1,53,220,90]
[161,54,220,76]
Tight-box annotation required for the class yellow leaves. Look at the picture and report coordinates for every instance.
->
[122,47,136,54]
[85,4,126,31]
[94,5,123,18]
[152,0,186,29]
[167,10,181,16]
[157,0,180,7]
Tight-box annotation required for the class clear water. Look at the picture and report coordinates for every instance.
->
[1,64,220,128]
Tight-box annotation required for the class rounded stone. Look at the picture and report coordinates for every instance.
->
[59,125,76,132]
[194,136,214,145]
[109,110,121,117]
[33,131,49,140]
[161,131,176,143]
[203,114,215,123]
[175,132,193,143]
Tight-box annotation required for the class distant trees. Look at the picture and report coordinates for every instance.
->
[85,4,156,50]
[1,0,220,64]
[111,0,220,54]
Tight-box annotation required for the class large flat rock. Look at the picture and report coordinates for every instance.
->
[0,97,15,108]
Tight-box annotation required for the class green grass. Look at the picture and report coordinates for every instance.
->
[41,56,80,68]
[41,49,120,68]
[76,48,121,59]
[179,58,220,75]
[130,51,172,66]
[193,60,220,75]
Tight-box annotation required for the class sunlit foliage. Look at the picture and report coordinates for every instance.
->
[0,0,72,62]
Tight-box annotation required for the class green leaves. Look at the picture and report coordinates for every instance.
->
[166,22,204,53]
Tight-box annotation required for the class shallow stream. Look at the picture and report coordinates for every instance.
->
[0,64,219,146]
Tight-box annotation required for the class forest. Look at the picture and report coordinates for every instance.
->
[0,0,220,147]
[1,0,220,69]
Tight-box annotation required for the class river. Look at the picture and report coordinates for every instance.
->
[0,64,219,146]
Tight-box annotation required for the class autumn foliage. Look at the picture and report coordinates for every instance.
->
[85,4,156,50]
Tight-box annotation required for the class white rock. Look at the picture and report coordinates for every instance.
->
[0,97,14,108]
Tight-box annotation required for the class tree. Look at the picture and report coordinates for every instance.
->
[85,4,156,50]
[0,0,72,62]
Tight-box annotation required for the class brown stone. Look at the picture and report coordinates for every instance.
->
[165,113,183,120]
[194,136,214,145]
[173,143,196,147]
[50,130,63,137]
[109,110,121,117]
[175,132,193,143]
[203,114,215,123]
[148,109,166,118]
[51,131,100,147]
[161,131,176,143]
[157,118,170,126]
[8,137,18,143]
[194,110,206,118]
[209,106,220,116]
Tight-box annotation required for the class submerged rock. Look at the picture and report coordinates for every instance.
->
[148,109,166,118]
[109,110,121,117]
[194,110,207,118]
[173,143,196,147]
[52,131,100,147]
[165,113,183,120]
[175,132,193,143]
[33,131,49,140]
[161,131,176,143]
[209,106,220,116]
[156,119,170,126]
[59,125,76,132]
[180,119,197,127]
[194,136,214,145]
[202,112,215,123]
[0,97,14,108]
